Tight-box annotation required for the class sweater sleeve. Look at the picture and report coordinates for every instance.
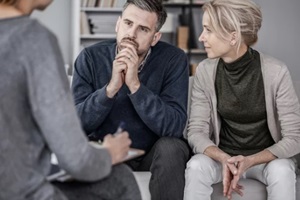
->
[72,49,115,134]
[266,65,300,158]
[187,63,217,154]
[26,26,112,181]
[129,51,189,138]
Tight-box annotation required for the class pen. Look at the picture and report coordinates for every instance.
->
[115,121,126,135]
[96,121,126,144]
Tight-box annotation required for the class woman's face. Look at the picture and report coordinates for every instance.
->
[15,0,53,14]
[34,0,53,11]
[199,11,236,63]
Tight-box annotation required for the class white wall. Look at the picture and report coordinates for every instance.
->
[32,0,300,81]
[253,0,300,81]
[32,0,72,66]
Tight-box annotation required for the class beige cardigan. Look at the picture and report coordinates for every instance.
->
[187,53,300,159]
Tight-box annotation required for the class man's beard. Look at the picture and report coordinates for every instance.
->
[118,37,139,51]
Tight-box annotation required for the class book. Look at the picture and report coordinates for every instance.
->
[81,0,89,7]
[88,13,119,34]
[87,0,97,7]
[177,26,189,50]
[80,12,91,35]
[100,0,112,7]
[113,0,126,8]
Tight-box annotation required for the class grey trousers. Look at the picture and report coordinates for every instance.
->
[53,164,141,200]
[184,154,297,200]
[126,137,191,200]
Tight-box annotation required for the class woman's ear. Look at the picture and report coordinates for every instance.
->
[230,31,237,46]
[151,32,162,46]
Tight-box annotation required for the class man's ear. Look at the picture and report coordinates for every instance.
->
[151,32,162,46]
[115,16,121,33]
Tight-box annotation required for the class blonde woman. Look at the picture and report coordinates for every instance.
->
[184,0,300,199]
[0,0,141,200]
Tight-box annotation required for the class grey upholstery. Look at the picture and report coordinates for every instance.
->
[133,76,300,200]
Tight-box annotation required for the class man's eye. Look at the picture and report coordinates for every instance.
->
[140,27,148,32]
[124,21,131,26]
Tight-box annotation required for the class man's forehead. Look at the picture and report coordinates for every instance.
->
[122,4,158,26]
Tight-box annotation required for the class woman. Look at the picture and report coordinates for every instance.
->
[184,0,300,199]
[0,0,141,200]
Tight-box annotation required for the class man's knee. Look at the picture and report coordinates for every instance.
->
[153,137,190,160]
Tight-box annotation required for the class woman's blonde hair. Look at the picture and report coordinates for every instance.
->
[0,0,18,5]
[203,0,262,48]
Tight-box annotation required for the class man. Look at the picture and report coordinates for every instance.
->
[72,0,190,199]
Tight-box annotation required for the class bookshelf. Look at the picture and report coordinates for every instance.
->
[164,1,207,73]
[72,0,207,75]
[71,0,124,65]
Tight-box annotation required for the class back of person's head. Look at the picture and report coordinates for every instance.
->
[0,0,53,13]
[203,0,262,47]
[0,0,18,5]
[123,0,167,32]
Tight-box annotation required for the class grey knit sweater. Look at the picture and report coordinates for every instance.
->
[0,16,111,200]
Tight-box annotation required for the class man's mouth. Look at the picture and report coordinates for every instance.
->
[120,37,139,50]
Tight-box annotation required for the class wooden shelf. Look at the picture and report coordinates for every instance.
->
[163,2,204,8]
[81,7,122,12]
[81,34,116,39]
[182,48,206,54]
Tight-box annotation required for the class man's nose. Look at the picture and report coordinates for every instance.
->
[127,26,137,38]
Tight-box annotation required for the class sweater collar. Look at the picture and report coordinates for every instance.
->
[221,48,254,71]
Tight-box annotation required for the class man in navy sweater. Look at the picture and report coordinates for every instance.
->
[72,0,190,199]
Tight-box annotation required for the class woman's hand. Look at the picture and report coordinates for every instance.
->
[102,131,132,165]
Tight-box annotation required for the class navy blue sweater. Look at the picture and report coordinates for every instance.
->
[72,40,189,151]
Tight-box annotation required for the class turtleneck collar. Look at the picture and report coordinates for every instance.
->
[221,48,254,72]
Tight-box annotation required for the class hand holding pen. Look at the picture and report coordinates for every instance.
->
[96,121,126,143]
[102,122,132,165]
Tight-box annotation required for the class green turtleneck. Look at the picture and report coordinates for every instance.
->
[216,48,274,156]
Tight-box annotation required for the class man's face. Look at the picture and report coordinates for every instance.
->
[115,4,161,57]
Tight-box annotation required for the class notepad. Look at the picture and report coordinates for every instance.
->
[47,147,145,182]
[88,141,145,162]
[122,148,145,162]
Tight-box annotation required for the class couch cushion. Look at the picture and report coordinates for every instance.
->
[133,172,151,200]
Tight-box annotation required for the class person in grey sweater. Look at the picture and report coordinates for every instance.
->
[184,0,300,200]
[0,0,141,200]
